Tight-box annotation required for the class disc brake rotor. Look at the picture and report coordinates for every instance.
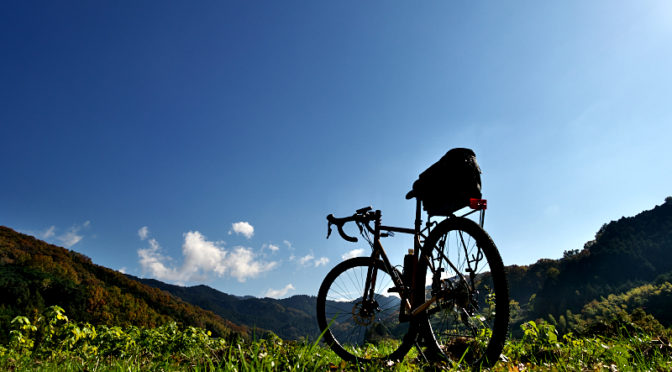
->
[352,300,377,326]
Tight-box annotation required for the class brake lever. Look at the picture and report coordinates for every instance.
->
[327,223,332,239]
[356,206,373,214]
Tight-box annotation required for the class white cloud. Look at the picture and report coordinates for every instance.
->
[56,221,90,248]
[314,257,330,267]
[264,283,295,299]
[342,248,365,260]
[268,244,279,252]
[283,240,293,250]
[297,254,330,267]
[231,222,254,239]
[138,226,149,240]
[59,232,83,248]
[298,254,314,266]
[42,226,56,239]
[137,230,276,283]
[180,231,228,277]
[118,267,127,274]
[227,247,278,282]
[138,238,179,280]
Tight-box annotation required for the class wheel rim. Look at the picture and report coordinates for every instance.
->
[420,222,506,365]
[321,261,410,359]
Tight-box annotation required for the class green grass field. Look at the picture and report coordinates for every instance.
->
[2,306,671,371]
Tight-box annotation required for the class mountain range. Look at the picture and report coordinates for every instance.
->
[128,276,321,340]
[2,197,671,341]
[132,197,672,337]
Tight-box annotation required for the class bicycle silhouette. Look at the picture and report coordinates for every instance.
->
[316,149,509,368]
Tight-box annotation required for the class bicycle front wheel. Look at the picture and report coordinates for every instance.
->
[415,217,509,368]
[316,257,415,362]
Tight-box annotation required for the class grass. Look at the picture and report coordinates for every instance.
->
[3,334,671,371]
[2,307,671,371]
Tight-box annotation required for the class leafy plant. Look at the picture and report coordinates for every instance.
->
[2,307,671,371]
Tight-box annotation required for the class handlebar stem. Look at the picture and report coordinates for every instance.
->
[374,209,382,239]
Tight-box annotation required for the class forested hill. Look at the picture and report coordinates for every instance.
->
[134,198,672,340]
[507,197,672,323]
[130,276,320,340]
[0,226,248,343]
[2,198,670,344]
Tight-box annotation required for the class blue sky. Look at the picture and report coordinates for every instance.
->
[2,1,671,298]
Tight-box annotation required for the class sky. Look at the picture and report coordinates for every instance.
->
[2,1,672,299]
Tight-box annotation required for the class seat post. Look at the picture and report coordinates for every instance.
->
[415,198,422,228]
[414,198,422,254]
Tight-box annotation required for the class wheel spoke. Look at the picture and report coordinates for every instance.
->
[317,257,413,361]
[417,218,509,368]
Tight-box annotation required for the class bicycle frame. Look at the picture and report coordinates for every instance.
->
[360,198,487,320]
[358,199,422,318]
[320,187,506,366]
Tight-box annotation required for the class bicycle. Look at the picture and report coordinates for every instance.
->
[316,190,509,368]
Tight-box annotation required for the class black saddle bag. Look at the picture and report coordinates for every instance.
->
[411,148,482,216]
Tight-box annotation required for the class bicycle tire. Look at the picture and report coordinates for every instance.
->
[316,257,416,362]
[415,217,509,368]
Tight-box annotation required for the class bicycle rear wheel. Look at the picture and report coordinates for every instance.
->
[415,217,509,368]
[316,257,415,362]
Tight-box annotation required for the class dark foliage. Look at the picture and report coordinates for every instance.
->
[131,277,321,340]
[0,227,248,344]
[506,198,672,329]
[3,197,672,344]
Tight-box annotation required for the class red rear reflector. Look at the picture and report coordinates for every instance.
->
[469,198,487,210]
